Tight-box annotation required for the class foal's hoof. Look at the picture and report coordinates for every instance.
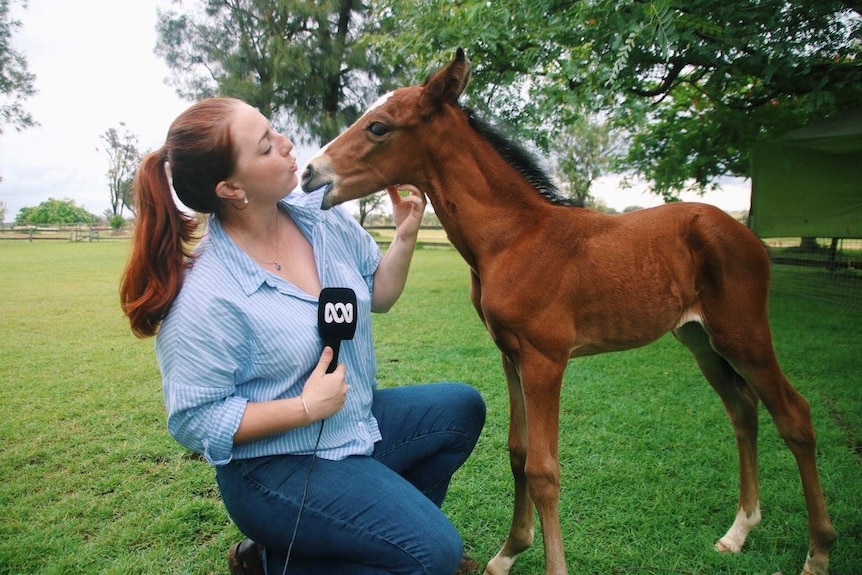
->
[800,552,830,575]
[714,536,743,554]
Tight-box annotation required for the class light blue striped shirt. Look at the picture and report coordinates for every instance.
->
[155,189,383,465]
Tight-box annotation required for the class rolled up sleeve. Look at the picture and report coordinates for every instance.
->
[156,281,252,465]
[165,385,248,465]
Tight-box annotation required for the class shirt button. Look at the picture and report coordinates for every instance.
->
[358,422,364,429]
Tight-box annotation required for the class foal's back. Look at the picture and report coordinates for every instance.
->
[495,201,770,357]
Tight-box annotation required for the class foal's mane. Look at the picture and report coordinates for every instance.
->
[464,107,581,207]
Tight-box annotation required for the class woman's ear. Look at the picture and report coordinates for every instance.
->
[216,180,244,202]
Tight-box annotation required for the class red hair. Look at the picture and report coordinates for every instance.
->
[120,97,241,337]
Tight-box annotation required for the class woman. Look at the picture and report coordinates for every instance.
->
[120,97,486,575]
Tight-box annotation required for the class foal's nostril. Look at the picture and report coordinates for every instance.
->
[300,165,314,189]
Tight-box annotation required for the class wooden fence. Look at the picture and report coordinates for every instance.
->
[0,224,130,242]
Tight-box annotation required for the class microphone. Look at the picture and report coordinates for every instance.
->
[318,287,358,373]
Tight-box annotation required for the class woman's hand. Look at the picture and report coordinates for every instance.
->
[233,347,349,444]
[387,185,426,242]
[301,346,350,422]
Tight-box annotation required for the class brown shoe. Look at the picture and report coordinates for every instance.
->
[454,554,480,575]
[228,539,265,575]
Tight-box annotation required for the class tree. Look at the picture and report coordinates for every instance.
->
[0,199,7,224]
[154,0,407,145]
[371,0,862,199]
[0,0,37,134]
[550,116,623,204]
[585,0,862,198]
[98,123,142,218]
[155,1,415,221]
[355,191,387,227]
[15,198,95,224]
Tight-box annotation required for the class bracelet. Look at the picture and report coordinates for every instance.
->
[300,395,311,423]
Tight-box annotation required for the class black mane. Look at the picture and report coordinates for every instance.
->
[464,108,581,207]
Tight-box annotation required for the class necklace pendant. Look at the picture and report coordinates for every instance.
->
[275,262,282,271]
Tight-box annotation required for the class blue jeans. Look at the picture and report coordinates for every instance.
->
[216,383,486,575]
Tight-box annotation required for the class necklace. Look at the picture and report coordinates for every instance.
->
[226,211,282,271]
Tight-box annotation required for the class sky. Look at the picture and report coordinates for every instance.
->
[0,0,192,222]
[0,0,752,224]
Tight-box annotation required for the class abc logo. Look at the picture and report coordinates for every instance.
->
[324,302,354,324]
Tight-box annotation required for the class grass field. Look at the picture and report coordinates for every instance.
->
[1,240,860,575]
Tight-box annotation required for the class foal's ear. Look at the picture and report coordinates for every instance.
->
[420,48,471,117]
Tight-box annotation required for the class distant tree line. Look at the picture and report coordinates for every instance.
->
[15,198,95,225]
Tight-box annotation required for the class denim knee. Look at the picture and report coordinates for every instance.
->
[447,382,487,440]
[413,519,463,575]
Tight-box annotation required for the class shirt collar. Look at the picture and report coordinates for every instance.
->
[206,191,327,297]
[284,189,326,228]
[207,215,269,296]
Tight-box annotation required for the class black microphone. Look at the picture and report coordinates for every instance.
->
[318,287,358,373]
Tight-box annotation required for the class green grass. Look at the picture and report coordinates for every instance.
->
[1,241,860,575]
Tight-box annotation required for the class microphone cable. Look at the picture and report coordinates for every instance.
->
[281,286,355,572]
[282,418,324,575]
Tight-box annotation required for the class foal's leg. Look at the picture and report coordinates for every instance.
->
[710,325,836,575]
[485,354,535,575]
[674,322,763,552]
[519,348,568,575]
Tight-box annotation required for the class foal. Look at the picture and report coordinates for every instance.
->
[301,49,835,575]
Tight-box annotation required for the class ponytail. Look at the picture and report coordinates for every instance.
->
[120,150,199,338]
[120,96,240,337]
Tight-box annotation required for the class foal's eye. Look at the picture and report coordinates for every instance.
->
[367,122,389,137]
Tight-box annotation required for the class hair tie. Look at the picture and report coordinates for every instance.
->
[164,161,177,197]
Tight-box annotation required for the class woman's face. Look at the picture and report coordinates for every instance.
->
[228,103,299,201]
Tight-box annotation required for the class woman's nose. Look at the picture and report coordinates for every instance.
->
[282,135,294,156]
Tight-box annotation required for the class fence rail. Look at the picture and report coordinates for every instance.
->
[2,223,858,309]
[0,224,130,242]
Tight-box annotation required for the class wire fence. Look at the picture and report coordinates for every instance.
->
[764,237,862,311]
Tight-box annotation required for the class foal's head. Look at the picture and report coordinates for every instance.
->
[301,48,472,208]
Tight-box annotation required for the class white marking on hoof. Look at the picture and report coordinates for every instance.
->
[715,505,761,554]
[800,552,829,575]
[484,553,516,575]
[484,527,533,575]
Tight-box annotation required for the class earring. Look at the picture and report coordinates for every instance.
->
[231,194,249,211]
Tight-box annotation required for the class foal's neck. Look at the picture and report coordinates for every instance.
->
[424,148,555,270]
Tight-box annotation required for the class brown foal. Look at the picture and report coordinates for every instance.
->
[301,49,836,575]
